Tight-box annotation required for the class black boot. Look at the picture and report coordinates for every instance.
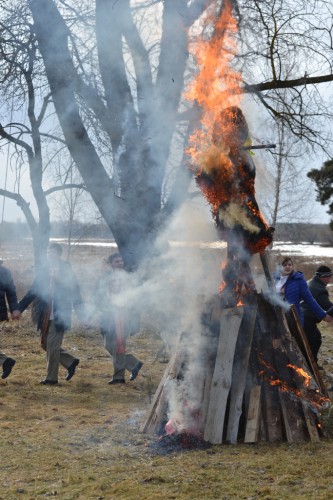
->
[1,358,16,379]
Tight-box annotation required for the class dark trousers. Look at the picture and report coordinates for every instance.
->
[303,319,322,362]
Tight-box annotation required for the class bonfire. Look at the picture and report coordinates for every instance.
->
[142,1,329,449]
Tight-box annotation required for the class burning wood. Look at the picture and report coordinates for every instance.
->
[142,275,328,446]
[142,2,328,449]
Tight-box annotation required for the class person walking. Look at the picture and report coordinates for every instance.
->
[96,253,142,385]
[18,243,84,385]
[0,259,20,379]
[301,265,333,362]
[274,257,332,326]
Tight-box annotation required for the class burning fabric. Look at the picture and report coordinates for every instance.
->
[194,106,274,255]
[185,1,273,256]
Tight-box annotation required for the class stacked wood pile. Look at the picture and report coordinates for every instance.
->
[142,252,328,444]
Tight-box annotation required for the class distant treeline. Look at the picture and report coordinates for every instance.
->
[0,220,332,245]
[0,220,113,242]
[273,223,333,245]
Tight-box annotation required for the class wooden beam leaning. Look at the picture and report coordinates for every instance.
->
[287,304,328,398]
[141,336,183,434]
[204,306,244,444]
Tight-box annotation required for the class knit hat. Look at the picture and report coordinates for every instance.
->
[315,265,333,278]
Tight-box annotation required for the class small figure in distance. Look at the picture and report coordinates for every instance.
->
[96,253,143,385]
[0,258,21,379]
[18,243,84,385]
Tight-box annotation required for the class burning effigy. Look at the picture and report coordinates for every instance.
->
[143,1,329,450]
[184,1,274,307]
[194,105,274,255]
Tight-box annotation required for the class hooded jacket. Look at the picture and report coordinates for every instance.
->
[277,271,326,324]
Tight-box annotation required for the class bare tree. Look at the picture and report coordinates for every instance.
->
[1,0,333,268]
[0,2,87,264]
[256,116,315,226]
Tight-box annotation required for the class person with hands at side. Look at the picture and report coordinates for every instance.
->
[18,243,84,385]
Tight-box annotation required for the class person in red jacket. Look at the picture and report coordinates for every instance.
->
[0,259,21,379]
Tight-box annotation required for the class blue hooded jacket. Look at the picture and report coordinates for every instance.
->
[278,271,326,324]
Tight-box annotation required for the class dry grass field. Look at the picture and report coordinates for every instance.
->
[1,240,333,500]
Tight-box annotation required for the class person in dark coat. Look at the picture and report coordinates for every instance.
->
[0,259,20,379]
[96,253,142,385]
[18,243,84,385]
[301,265,333,362]
[274,257,332,326]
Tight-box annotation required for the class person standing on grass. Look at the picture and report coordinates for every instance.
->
[96,253,142,385]
[18,243,84,385]
[274,257,333,327]
[0,259,20,379]
[301,265,333,363]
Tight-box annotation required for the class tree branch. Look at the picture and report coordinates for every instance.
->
[44,183,87,196]
[244,73,333,93]
[0,124,34,158]
[0,189,37,231]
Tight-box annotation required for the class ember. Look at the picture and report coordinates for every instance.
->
[149,433,211,455]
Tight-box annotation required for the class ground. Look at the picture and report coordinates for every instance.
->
[1,241,333,500]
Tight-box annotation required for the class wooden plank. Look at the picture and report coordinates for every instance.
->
[254,296,283,442]
[287,305,327,398]
[204,306,244,444]
[244,385,261,443]
[199,340,218,433]
[279,391,308,443]
[300,397,320,443]
[226,296,258,443]
[269,325,311,443]
[141,338,183,433]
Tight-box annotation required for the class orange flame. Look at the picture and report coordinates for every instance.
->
[286,364,312,387]
[185,1,272,255]
[185,0,243,167]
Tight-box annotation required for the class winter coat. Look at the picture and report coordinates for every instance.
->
[301,275,333,323]
[96,270,140,338]
[275,271,326,324]
[18,260,83,332]
[0,265,19,321]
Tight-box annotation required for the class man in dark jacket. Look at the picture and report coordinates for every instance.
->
[301,265,333,362]
[18,243,84,385]
[0,259,20,379]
